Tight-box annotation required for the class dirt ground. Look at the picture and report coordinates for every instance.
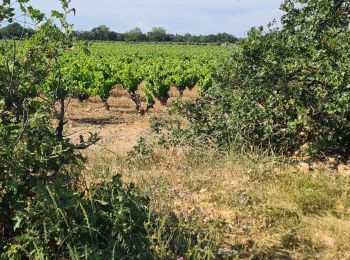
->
[65,85,197,159]
[65,96,149,158]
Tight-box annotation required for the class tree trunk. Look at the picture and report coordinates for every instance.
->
[101,96,110,110]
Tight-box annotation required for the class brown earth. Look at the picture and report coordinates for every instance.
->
[65,85,198,159]
[65,96,150,158]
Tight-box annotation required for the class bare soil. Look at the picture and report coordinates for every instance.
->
[65,97,150,157]
[64,86,198,158]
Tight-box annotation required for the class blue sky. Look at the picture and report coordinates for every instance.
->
[27,0,284,37]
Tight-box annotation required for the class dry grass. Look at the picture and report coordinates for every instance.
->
[64,96,350,259]
[110,84,129,98]
[85,145,350,259]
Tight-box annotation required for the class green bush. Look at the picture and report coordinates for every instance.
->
[157,0,350,155]
[223,0,350,154]
[1,175,150,259]
[0,2,151,258]
[0,103,79,248]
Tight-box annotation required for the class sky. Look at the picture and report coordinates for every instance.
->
[26,0,284,37]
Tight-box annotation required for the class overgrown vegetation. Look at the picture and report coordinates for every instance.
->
[0,1,241,258]
[155,0,350,156]
[90,147,350,259]
[0,1,148,258]
[1,0,350,258]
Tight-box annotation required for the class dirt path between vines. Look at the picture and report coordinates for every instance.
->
[65,96,154,159]
[65,86,197,159]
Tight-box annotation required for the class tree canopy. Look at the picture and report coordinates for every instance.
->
[74,26,239,44]
[0,22,35,39]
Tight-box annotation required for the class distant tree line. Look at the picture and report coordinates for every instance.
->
[0,22,35,39]
[73,25,239,44]
[0,23,239,44]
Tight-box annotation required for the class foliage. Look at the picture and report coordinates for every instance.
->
[1,175,150,259]
[0,22,35,39]
[147,27,170,42]
[0,0,79,254]
[127,136,155,165]
[0,102,79,250]
[73,25,239,44]
[146,210,222,259]
[226,0,350,154]
[0,1,149,259]
[155,0,350,155]
[125,27,147,42]
[90,24,110,41]
[150,92,234,148]
[49,42,231,112]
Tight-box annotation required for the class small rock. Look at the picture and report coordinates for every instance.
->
[242,223,249,231]
[94,179,103,185]
[227,223,234,231]
[298,162,310,172]
[199,188,208,193]
[328,157,337,164]
[338,164,350,177]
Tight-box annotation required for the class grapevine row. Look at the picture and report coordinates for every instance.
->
[43,42,231,113]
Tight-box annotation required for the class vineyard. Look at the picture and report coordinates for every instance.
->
[53,42,232,113]
[1,0,350,259]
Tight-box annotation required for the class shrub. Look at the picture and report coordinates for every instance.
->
[0,2,151,258]
[1,175,150,259]
[156,0,350,155]
[222,0,350,154]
